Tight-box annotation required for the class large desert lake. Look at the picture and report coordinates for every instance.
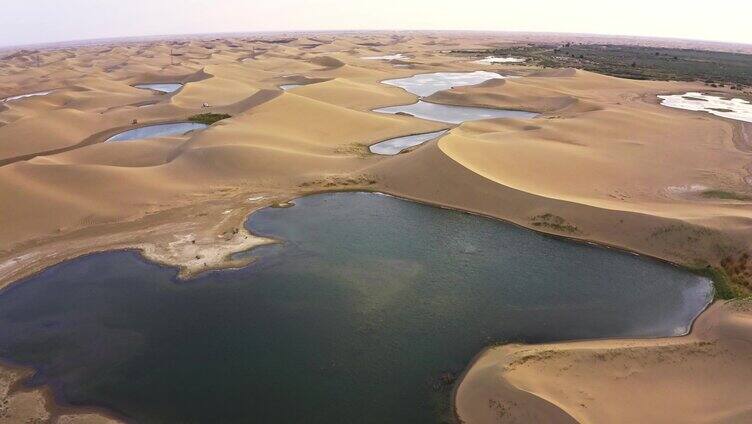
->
[0,192,712,423]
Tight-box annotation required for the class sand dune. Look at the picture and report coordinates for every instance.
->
[1,32,752,422]
[0,109,116,160]
[289,77,419,110]
[188,91,443,153]
[308,55,346,69]
[170,65,264,107]
[427,78,585,113]
[456,300,752,424]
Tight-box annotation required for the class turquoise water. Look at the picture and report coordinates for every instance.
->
[369,130,447,155]
[0,192,712,423]
[133,83,183,93]
[106,122,207,142]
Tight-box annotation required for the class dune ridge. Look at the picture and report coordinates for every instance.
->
[455,300,752,424]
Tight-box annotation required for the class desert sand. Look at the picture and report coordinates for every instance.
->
[1,32,752,421]
[455,299,752,424]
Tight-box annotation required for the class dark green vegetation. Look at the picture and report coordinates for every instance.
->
[530,213,579,233]
[717,253,752,298]
[694,266,746,300]
[0,193,711,423]
[692,251,752,299]
[188,113,231,125]
[454,44,752,88]
[700,189,752,201]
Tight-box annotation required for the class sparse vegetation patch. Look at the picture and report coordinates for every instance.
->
[700,190,752,201]
[530,213,579,234]
[188,113,231,125]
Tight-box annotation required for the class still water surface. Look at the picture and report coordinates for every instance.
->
[382,71,504,97]
[133,83,183,93]
[106,122,207,142]
[369,130,447,155]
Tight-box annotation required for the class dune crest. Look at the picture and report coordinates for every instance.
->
[455,300,752,424]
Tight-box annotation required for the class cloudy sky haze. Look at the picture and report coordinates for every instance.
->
[2,0,751,47]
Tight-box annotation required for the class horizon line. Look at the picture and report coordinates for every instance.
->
[2,29,752,53]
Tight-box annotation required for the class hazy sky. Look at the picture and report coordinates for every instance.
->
[2,0,751,47]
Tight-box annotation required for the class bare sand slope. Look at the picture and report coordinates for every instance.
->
[170,64,266,108]
[195,91,444,152]
[289,77,420,110]
[456,300,752,424]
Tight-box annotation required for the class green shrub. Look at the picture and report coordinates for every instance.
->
[188,113,231,125]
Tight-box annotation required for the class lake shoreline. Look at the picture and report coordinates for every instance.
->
[0,359,125,424]
[0,191,714,423]
[453,299,752,423]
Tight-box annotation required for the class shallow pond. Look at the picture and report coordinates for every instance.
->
[0,192,712,423]
[2,91,52,103]
[106,122,208,142]
[133,83,183,93]
[374,100,537,124]
[369,130,447,155]
[279,84,303,90]
[363,53,409,61]
[659,92,752,123]
[382,71,504,97]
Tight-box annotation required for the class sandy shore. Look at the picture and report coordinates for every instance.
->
[455,299,752,423]
[0,362,121,423]
[2,32,752,420]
